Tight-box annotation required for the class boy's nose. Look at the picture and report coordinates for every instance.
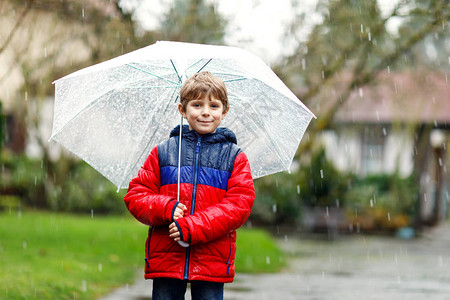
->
[201,107,211,115]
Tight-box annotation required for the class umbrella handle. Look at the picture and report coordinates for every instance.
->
[177,115,182,203]
[176,116,189,248]
[177,241,189,247]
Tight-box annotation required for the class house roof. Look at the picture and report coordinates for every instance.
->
[333,71,450,124]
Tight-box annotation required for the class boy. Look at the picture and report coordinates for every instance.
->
[124,71,255,300]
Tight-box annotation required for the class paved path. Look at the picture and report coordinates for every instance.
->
[101,222,450,300]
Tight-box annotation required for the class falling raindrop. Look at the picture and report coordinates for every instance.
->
[320,169,324,179]
[272,204,277,213]
[91,209,94,218]
[81,280,87,292]
[321,70,325,79]
[266,256,271,265]
[387,212,391,221]
[336,199,340,208]
[297,185,300,194]
[382,128,387,136]
[34,176,37,186]
[370,199,373,207]
[360,24,363,33]
[44,47,47,58]
[359,88,364,97]
[387,65,390,74]
[438,255,444,267]
[302,58,306,70]
[98,263,102,272]
[22,241,27,249]
[326,206,329,217]
[368,32,371,41]
[25,91,28,101]
[82,8,85,18]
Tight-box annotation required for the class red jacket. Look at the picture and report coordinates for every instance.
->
[124,126,255,283]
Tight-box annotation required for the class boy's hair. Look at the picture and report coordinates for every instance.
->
[179,71,228,113]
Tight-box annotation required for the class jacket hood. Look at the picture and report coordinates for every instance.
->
[170,125,238,145]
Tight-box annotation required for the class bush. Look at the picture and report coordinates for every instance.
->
[344,173,419,231]
[253,147,353,226]
[1,151,126,214]
[47,161,127,214]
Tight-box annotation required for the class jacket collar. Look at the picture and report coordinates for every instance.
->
[170,125,237,145]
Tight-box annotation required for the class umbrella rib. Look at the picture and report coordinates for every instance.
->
[196,58,212,73]
[117,92,178,189]
[186,59,205,71]
[170,59,183,83]
[118,65,183,189]
[126,63,180,85]
[228,90,287,169]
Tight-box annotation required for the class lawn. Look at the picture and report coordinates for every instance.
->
[0,210,285,299]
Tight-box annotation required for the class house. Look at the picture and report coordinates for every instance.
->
[0,0,124,153]
[320,70,449,225]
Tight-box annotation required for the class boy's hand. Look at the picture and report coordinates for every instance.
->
[169,222,181,241]
[173,203,188,221]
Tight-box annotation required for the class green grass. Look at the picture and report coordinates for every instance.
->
[236,227,286,273]
[0,210,147,299]
[0,210,285,299]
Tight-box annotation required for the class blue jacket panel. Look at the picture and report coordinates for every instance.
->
[157,125,241,191]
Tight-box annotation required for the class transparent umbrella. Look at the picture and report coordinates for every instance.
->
[49,41,316,190]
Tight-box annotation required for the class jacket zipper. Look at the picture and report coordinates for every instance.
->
[183,136,202,280]
[226,234,232,274]
[145,226,153,269]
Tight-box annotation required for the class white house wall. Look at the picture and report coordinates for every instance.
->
[384,131,414,177]
[322,127,414,177]
[322,129,361,173]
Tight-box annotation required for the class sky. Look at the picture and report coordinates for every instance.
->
[121,0,402,64]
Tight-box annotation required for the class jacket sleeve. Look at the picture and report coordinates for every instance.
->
[175,152,255,245]
[124,146,177,226]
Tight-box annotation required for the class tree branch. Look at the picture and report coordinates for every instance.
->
[0,0,32,54]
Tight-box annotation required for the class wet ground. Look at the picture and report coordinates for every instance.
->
[101,222,450,300]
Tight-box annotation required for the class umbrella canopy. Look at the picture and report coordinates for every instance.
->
[50,41,315,189]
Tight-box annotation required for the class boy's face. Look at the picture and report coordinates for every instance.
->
[178,96,228,135]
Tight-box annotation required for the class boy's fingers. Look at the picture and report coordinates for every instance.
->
[178,203,187,211]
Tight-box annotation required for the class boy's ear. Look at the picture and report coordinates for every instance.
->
[178,104,186,118]
[222,106,229,119]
